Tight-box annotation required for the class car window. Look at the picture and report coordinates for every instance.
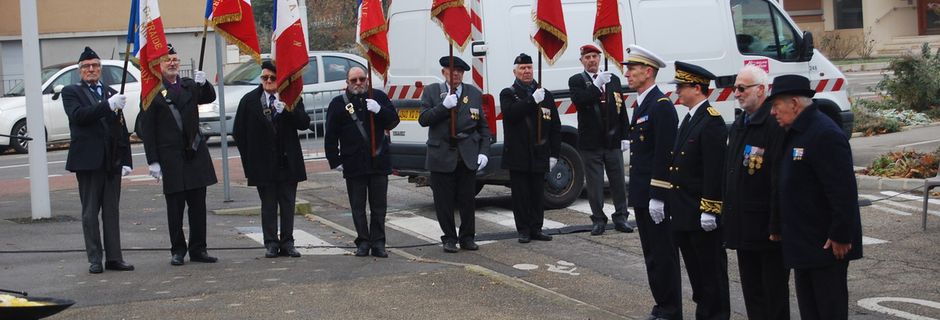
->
[224,60,263,85]
[44,69,80,94]
[322,56,351,83]
[303,57,319,85]
[102,65,138,85]
[7,67,63,96]
[730,0,800,61]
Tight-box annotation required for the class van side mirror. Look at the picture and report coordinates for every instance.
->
[798,31,815,62]
[52,84,65,100]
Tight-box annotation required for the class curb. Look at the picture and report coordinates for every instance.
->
[856,174,925,192]
[837,62,890,73]
[211,198,312,216]
[851,122,940,138]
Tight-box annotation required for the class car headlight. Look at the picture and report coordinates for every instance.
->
[198,102,218,114]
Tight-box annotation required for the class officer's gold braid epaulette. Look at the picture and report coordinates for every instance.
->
[707,107,721,117]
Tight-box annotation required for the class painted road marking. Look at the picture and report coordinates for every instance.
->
[862,236,889,245]
[879,191,940,213]
[236,227,348,255]
[857,297,940,320]
[897,138,940,148]
[567,199,636,222]
[477,207,567,230]
[386,213,446,243]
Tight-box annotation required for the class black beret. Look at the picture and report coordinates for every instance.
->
[167,43,177,55]
[514,53,532,65]
[439,56,470,71]
[79,46,99,63]
[261,61,277,73]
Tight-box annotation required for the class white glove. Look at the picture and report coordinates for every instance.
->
[148,162,162,181]
[701,213,718,232]
[366,99,381,114]
[274,101,286,114]
[649,198,665,224]
[442,94,458,109]
[121,166,132,177]
[108,94,126,111]
[334,164,344,172]
[549,157,558,170]
[533,88,546,104]
[620,140,630,152]
[593,72,612,89]
[477,154,488,171]
[194,71,207,85]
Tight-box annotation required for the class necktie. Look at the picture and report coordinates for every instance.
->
[268,95,277,121]
[90,85,102,100]
[743,114,751,127]
[680,112,691,129]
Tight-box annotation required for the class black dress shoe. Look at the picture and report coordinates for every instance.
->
[518,234,531,243]
[170,254,185,266]
[105,260,135,271]
[265,245,280,258]
[614,222,635,233]
[371,246,388,258]
[354,243,370,257]
[591,222,606,236]
[281,245,301,258]
[459,240,479,251]
[531,231,553,241]
[190,252,218,263]
[442,241,459,253]
[89,263,103,274]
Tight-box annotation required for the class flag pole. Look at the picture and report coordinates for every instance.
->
[449,45,457,141]
[198,21,209,71]
[537,53,542,142]
[368,61,376,158]
[604,56,609,72]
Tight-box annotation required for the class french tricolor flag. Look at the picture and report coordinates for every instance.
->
[272,0,308,111]
[129,0,169,109]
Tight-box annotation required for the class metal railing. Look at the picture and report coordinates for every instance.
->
[298,88,346,160]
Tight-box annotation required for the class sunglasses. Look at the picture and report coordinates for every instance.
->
[734,84,760,93]
[260,75,276,81]
[348,77,368,83]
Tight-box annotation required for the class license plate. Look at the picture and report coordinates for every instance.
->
[398,108,420,121]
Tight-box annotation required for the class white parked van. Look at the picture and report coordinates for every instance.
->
[386,0,852,208]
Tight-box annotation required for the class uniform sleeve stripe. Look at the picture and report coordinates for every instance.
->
[700,198,723,214]
[650,179,672,189]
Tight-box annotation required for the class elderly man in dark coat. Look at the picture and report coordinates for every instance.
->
[770,74,863,320]
[233,61,311,258]
[139,44,218,266]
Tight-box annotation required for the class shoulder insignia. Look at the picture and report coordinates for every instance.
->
[707,107,721,117]
[657,97,670,102]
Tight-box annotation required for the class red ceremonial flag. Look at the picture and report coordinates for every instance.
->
[135,0,170,109]
[209,0,262,64]
[531,0,567,65]
[593,0,624,72]
[357,0,390,80]
[272,0,308,110]
[431,0,472,51]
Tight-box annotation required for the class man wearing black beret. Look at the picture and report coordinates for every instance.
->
[63,46,134,274]
[233,61,310,258]
[418,55,491,253]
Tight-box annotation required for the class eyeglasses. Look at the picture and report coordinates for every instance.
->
[348,77,368,83]
[164,58,180,64]
[260,75,276,81]
[734,84,760,93]
[79,63,101,70]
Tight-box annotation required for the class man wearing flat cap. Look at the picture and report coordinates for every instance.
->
[418,55,491,253]
[499,53,560,244]
[668,61,730,320]
[63,46,134,274]
[770,74,862,320]
[139,43,219,266]
[568,44,632,235]
[622,44,682,320]
[233,61,310,258]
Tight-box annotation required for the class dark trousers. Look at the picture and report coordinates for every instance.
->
[581,148,628,224]
[345,174,388,246]
[430,161,477,243]
[737,248,791,320]
[509,170,545,236]
[794,261,849,320]
[634,206,683,319]
[257,181,298,247]
[674,229,731,320]
[76,171,123,264]
[165,187,208,256]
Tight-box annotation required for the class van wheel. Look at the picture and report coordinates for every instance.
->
[543,143,584,209]
[11,120,29,154]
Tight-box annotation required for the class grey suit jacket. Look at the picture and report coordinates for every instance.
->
[418,82,492,173]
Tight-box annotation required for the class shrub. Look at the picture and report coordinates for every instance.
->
[865,149,939,179]
[818,31,859,60]
[852,101,903,136]
[875,43,940,113]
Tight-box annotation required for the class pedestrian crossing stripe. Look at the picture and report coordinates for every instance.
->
[860,193,940,217]
[236,227,348,255]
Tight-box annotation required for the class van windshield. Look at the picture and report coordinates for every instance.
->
[730,0,800,61]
